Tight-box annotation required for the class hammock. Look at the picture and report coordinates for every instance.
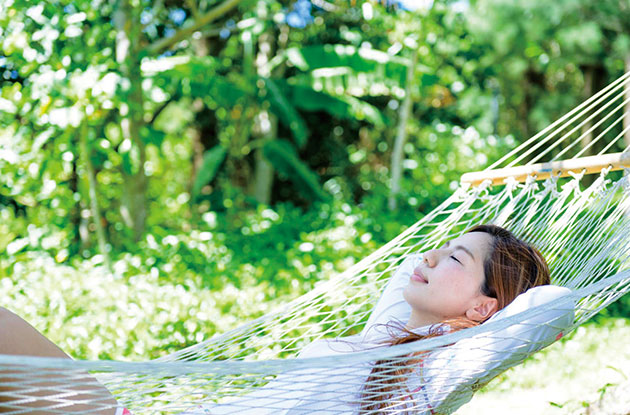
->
[1,72,629,415]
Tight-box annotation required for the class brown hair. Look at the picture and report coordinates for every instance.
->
[359,224,550,413]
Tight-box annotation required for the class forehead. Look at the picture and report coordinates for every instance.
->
[450,232,493,262]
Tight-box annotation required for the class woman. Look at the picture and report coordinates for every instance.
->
[0,225,571,414]
[358,224,554,413]
[185,224,571,414]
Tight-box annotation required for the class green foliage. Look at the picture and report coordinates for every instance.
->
[593,292,630,321]
[263,140,329,201]
[282,82,386,126]
[264,78,310,147]
[192,145,228,200]
[467,0,630,140]
[281,44,423,95]
[1,0,629,371]
[0,201,380,360]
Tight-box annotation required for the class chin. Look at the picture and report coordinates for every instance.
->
[402,290,422,311]
[402,286,412,303]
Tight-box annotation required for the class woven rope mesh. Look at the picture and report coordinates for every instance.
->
[1,73,629,414]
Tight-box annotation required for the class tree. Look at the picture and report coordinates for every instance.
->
[1,0,247,245]
[467,0,629,151]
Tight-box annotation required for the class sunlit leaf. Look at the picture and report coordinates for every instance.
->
[141,126,166,147]
[192,145,227,200]
[280,45,432,96]
[263,78,309,148]
[262,140,328,201]
[279,82,387,127]
[145,56,253,106]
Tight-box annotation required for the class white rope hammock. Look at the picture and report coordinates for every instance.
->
[1,73,629,415]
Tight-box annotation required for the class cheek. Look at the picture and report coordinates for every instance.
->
[444,274,471,292]
[442,265,479,289]
[403,267,482,312]
[436,271,481,304]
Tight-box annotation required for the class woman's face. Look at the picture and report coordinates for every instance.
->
[403,231,497,327]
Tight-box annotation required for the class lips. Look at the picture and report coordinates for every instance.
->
[411,269,428,284]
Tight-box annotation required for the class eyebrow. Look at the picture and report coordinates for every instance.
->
[444,241,476,261]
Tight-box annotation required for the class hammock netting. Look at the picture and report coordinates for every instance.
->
[1,73,629,414]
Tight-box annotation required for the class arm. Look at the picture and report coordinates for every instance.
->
[191,256,424,415]
[414,285,575,413]
[0,307,122,415]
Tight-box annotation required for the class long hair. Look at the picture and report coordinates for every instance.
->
[359,224,550,413]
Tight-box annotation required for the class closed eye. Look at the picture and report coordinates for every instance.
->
[450,255,462,264]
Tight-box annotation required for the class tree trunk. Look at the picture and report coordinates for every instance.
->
[624,56,630,148]
[190,35,212,204]
[581,65,594,155]
[68,146,84,255]
[388,47,418,211]
[190,102,206,191]
[115,0,147,241]
[518,78,530,141]
[252,30,277,204]
[79,118,111,268]
[253,142,274,205]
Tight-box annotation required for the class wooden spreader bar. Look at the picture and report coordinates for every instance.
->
[461,151,630,186]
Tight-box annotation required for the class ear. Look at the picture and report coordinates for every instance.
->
[465,296,499,322]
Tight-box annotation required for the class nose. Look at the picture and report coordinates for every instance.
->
[423,249,438,267]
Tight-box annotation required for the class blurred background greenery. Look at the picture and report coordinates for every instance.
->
[1,0,629,412]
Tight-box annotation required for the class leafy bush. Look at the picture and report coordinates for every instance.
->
[0,201,386,361]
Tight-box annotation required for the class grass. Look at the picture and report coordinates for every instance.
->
[457,317,630,414]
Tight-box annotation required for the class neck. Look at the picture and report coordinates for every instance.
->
[405,311,440,330]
